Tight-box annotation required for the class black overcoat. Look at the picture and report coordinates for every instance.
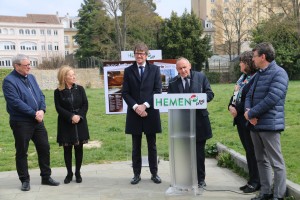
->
[54,84,89,144]
[122,61,162,135]
[168,71,214,142]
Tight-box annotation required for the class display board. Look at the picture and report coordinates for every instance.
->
[103,60,177,114]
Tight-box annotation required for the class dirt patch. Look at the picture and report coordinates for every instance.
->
[83,140,102,149]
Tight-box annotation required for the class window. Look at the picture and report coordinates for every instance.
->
[65,50,69,55]
[0,29,1,34]
[9,29,14,34]
[0,42,16,51]
[19,29,24,35]
[40,29,45,35]
[224,0,229,2]
[53,30,58,35]
[31,30,36,35]
[20,42,37,51]
[2,28,8,34]
[224,8,229,13]
[47,29,51,35]
[48,44,52,50]
[211,0,215,2]
[30,60,38,67]
[247,19,252,24]
[247,8,252,14]
[41,44,45,51]
[54,43,59,51]
[236,8,240,13]
[25,29,30,35]
[211,9,216,16]
[0,59,11,67]
[64,36,69,44]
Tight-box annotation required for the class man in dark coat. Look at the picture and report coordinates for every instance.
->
[168,57,214,188]
[122,43,162,185]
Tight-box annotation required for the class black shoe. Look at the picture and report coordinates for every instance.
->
[251,193,273,200]
[130,175,141,185]
[41,177,60,186]
[75,173,82,183]
[240,184,248,190]
[64,174,73,184]
[243,184,261,193]
[272,198,283,200]
[151,174,161,184]
[21,181,30,191]
[198,181,207,188]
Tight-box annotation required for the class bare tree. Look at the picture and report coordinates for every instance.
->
[212,0,256,59]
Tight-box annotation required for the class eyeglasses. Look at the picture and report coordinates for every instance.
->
[253,54,260,58]
[18,64,30,67]
[134,52,146,56]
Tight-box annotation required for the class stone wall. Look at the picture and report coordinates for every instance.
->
[31,68,103,90]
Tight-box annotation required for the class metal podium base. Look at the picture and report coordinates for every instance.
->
[165,185,203,196]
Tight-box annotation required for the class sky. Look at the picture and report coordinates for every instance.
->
[0,0,191,19]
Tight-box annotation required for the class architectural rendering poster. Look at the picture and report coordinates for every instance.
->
[103,60,177,114]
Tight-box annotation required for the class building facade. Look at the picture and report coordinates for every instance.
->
[192,0,285,56]
[60,13,79,56]
[0,14,65,68]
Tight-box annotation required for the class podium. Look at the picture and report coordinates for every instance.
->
[154,93,207,196]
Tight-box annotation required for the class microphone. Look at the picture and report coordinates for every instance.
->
[185,74,203,93]
[168,74,181,84]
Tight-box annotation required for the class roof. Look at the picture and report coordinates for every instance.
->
[0,14,60,24]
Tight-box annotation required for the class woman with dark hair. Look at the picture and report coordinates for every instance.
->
[228,51,260,193]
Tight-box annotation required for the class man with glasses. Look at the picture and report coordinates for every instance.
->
[2,54,60,191]
[122,43,162,185]
[244,43,288,200]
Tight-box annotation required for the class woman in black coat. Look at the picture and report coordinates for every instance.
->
[54,66,89,184]
[228,51,260,193]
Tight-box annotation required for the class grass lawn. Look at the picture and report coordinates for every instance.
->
[0,81,299,184]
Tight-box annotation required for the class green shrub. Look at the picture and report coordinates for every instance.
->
[205,143,218,158]
[0,69,13,89]
[204,72,221,84]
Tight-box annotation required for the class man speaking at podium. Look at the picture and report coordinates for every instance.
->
[168,57,214,188]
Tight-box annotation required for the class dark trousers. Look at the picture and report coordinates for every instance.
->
[63,144,83,175]
[236,116,260,187]
[131,134,157,176]
[10,121,51,183]
[196,140,206,183]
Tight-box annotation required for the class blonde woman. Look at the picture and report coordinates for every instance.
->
[54,66,89,184]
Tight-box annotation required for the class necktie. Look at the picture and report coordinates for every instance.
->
[184,77,190,93]
[139,66,144,80]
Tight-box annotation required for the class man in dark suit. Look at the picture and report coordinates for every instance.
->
[168,57,214,188]
[122,43,162,185]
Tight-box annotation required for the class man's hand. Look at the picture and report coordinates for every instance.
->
[135,104,146,115]
[35,110,44,123]
[244,108,258,125]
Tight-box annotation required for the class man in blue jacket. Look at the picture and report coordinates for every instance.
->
[2,54,60,191]
[244,43,288,200]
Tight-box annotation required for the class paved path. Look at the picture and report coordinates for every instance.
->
[0,158,256,200]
